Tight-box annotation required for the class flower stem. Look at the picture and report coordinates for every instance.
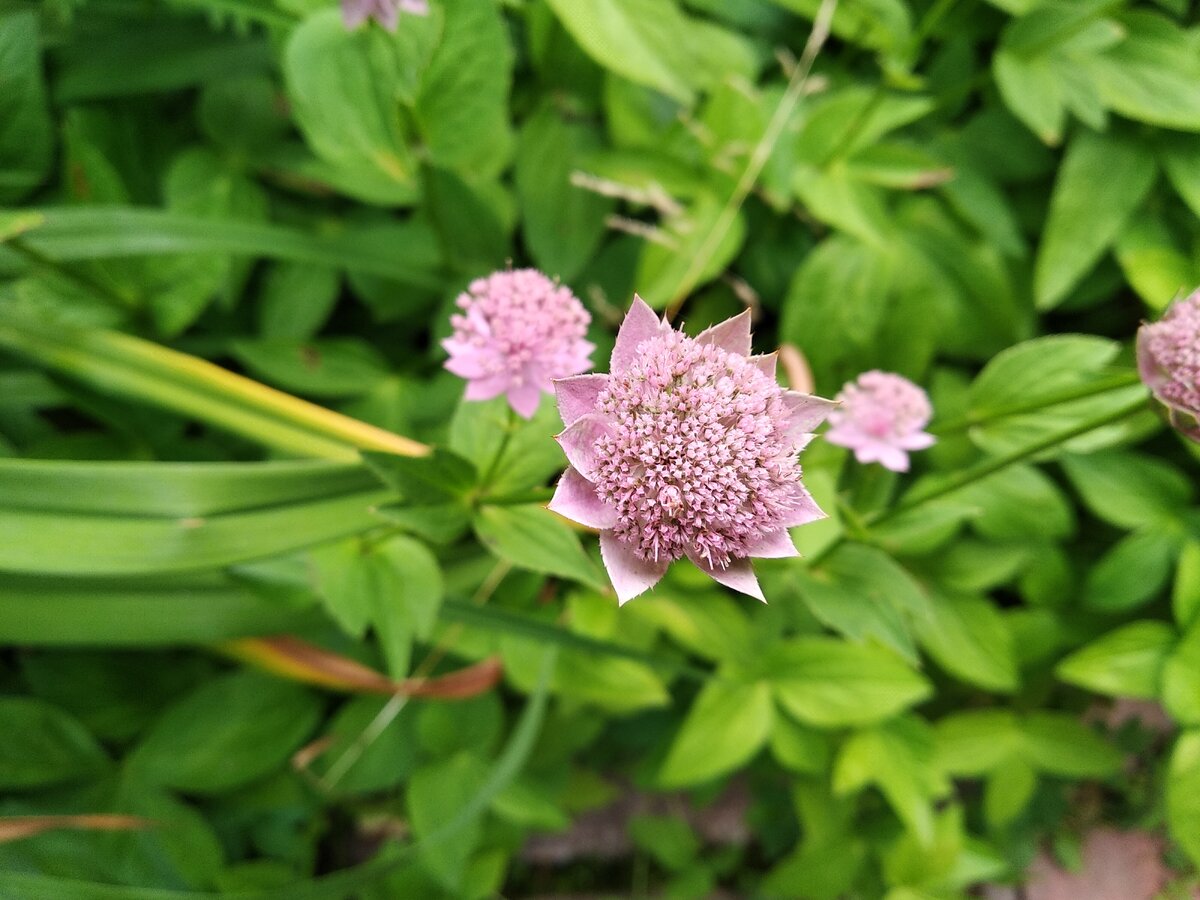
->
[869,390,1149,526]
[929,370,1143,435]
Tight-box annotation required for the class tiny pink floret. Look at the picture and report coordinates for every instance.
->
[442,269,594,419]
[825,371,935,473]
[550,296,834,605]
[1138,289,1200,442]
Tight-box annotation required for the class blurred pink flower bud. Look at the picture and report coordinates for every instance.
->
[342,0,428,31]
[1137,289,1200,443]
[442,269,594,419]
[825,370,935,472]
[549,296,834,605]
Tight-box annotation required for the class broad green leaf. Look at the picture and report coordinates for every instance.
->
[515,103,613,280]
[258,262,340,340]
[1162,621,1200,724]
[408,752,490,890]
[834,716,947,844]
[1061,450,1191,529]
[954,465,1075,541]
[0,12,53,202]
[993,50,1066,145]
[1084,526,1180,613]
[984,757,1037,828]
[635,191,747,307]
[1019,712,1123,777]
[473,504,605,590]
[769,0,911,52]
[544,0,757,104]
[129,671,322,794]
[659,678,772,787]
[794,543,928,663]
[768,638,932,728]
[1034,128,1156,309]
[1161,133,1200,221]
[1168,731,1200,868]
[416,0,515,176]
[448,394,565,496]
[0,698,108,790]
[370,535,445,678]
[284,11,423,204]
[1086,11,1200,131]
[1057,620,1175,699]
[769,715,830,775]
[935,710,1023,776]
[1114,211,1198,310]
[914,594,1019,693]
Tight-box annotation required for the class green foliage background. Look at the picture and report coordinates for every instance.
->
[1,0,1200,896]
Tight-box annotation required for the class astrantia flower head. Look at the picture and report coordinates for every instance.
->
[1138,288,1200,442]
[442,269,594,419]
[825,371,935,472]
[549,297,834,605]
[342,0,428,31]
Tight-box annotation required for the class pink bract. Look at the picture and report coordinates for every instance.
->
[342,0,429,31]
[442,269,594,419]
[550,296,834,605]
[1137,289,1200,443]
[824,370,935,473]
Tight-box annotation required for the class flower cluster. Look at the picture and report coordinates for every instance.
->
[825,370,935,472]
[549,298,832,604]
[442,269,594,418]
[341,0,428,31]
[1137,290,1200,442]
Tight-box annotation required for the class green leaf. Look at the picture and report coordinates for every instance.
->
[370,535,445,678]
[659,677,773,787]
[954,465,1075,541]
[0,12,53,202]
[1018,712,1123,777]
[833,716,947,843]
[935,710,1023,776]
[416,0,515,176]
[1034,128,1156,310]
[544,0,757,104]
[283,11,422,205]
[767,638,932,728]
[129,670,322,794]
[408,753,490,890]
[1084,526,1180,613]
[984,756,1037,828]
[1168,730,1200,868]
[515,102,613,280]
[0,572,322,646]
[8,206,441,287]
[0,697,108,789]
[1173,540,1200,630]
[769,715,830,774]
[794,543,928,663]
[1161,133,1200,222]
[1114,211,1198,310]
[0,458,379,518]
[1162,620,1200,724]
[1061,450,1191,529]
[1057,620,1175,699]
[914,593,1019,693]
[0,487,390,577]
[473,504,605,590]
[1086,11,1200,131]
[231,339,389,398]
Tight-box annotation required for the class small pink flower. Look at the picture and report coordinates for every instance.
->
[342,0,428,31]
[1137,289,1200,443]
[825,371,935,472]
[549,297,834,605]
[442,270,594,419]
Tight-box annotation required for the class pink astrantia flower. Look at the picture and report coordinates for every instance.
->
[549,297,834,605]
[442,269,594,419]
[1137,288,1200,443]
[825,371,935,472]
[342,0,428,31]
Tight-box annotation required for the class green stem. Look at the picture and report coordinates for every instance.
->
[869,391,1149,526]
[480,406,518,491]
[929,371,1143,435]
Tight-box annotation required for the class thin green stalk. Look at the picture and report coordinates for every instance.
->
[869,392,1149,525]
[929,371,1143,435]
